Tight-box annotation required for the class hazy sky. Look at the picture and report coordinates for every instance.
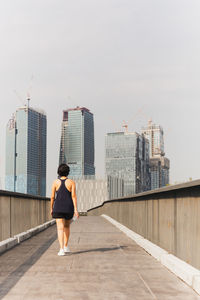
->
[1,0,200,195]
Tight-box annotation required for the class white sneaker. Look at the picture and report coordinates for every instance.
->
[58,249,65,256]
[64,246,70,253]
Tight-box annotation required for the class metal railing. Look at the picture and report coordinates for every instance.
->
[88,179,200,270]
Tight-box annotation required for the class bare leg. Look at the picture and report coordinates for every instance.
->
[56,219,65,249]
[64,220,70,247]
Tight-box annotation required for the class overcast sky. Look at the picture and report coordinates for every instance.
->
[0,0,200,195]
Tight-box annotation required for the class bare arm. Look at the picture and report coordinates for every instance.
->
[50,181,56,215]
[71,181,79,217]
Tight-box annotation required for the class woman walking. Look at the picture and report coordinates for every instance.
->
[51,164,79,256]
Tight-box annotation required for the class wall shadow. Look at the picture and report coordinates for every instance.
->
[0,233,57,299]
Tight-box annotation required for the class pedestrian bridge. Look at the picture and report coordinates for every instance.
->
[1,180,200,299]
[0,215,199,300]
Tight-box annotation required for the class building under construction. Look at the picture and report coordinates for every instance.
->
[141,120,170,190]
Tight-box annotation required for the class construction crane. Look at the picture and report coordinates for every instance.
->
[13,75,33,108]
[13,90,31,108]
[13,90,26,106]
[26,75,34,108]
[27,92,31,108]
[121,106,145,133]
[109,118,122,132]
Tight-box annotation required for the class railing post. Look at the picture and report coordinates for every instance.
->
[9,196,11,238]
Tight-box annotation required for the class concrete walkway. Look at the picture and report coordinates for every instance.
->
[0,216,199,300]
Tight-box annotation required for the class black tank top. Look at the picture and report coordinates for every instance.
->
[53,178,74,214]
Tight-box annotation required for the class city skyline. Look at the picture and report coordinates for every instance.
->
[1,1,200,195]
[2,102,170,194]
[0,99,196,196]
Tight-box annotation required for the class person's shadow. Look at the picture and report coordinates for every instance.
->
[72,245,127,255]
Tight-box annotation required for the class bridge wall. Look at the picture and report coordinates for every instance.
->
[0,190,51,241]
[88,180,200,270]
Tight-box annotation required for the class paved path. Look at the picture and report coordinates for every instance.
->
[0,216,199,300]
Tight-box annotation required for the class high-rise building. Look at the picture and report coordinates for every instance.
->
[150,157,170,190]
[59,106,95,176]
[142,120,170,190]
[141,120,165,158]
[105,132,151,196]
[5,105,47,196]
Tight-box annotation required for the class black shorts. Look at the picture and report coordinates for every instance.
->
[52,212,73,220]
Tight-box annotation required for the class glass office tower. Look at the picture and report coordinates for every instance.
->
[150,156,170,190]
[5,106,47,196]
[105,132,150,196]
[59,106,95,177]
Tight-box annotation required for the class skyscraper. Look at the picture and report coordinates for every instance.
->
[141,120,165,158]
[59,106,95,177]
[141,120,170,190]
[105,132,150,196]
[5,105,47,196]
